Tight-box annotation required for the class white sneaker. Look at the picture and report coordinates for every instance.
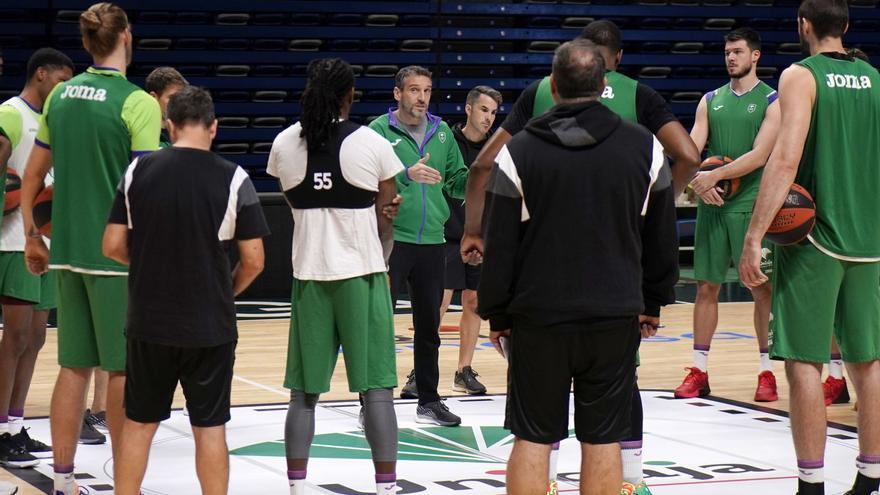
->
[0,480,18,495]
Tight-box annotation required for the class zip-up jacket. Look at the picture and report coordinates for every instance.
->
[477,101,678,331]
[369,110,469,245]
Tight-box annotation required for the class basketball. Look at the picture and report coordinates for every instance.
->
[765,183,816,245]
[33,185,53,237]
[4,168,21,215]
[698,155,740,199]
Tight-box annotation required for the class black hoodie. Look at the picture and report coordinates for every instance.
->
[477,101,678,331]
[445,122,490,241]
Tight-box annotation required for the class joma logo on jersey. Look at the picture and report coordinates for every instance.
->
[601,86,615,99]
[825,73,873,90]
[60,85,108,102]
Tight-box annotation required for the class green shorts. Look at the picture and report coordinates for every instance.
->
[770,242,880,363]
[694,209,773,284]
[285,272,397,394]
[56,270,128,371]
[0,252,57,310]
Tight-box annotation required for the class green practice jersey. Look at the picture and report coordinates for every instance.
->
[533,71,638,123]
[36,66,161,274]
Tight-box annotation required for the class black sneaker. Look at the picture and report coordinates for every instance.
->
[400,370,418,399]
[10,428,51,458]
[0,433,39,468]
[86,410,108,433]
[453,366,487,395]
[416,401,461,427]
[79,410,106,445]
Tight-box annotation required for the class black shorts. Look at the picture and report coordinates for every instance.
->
[506,317,640,444]
[444,241,481,291]
[125,338,236,427]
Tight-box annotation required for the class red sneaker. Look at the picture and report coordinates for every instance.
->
[822,375,850,406]
[754,371,778,402]
[674,367,710,398]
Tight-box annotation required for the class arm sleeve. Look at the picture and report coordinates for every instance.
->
[121,91,162,155]
[499,80,540,136]
[0,106,23,149]
[234,177,271,240]
[636,84,679,135]
[442,137,469,199]
[476,145,526,330]
[640,138,678,316]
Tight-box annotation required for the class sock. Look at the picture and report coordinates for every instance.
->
[376,473,397,494]
[798,460,824,489]
[693,345,710,371]
[8,409,24,435]
[857,454,880,479]
[54,464,76,495]
[548,442,560,481]
[621,440,643,484]
[759,348,773,373]
[829,354,844,379]
[288,469,306,495]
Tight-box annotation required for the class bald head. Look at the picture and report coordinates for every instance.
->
[551,39,606,102]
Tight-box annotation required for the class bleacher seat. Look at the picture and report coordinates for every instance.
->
[253,39,286,51]
[176,12,209,24]
[365,65,400,78]
[216,65,251,77]
[400,39,434,52]
[561,17,595,29]
[137,39,172,50]
[215,13,250,25]
[218,117,249,128]
[289,39,323,51]
[176,38,209,50]
[253,92,288,103]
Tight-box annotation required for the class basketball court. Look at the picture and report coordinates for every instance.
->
[0,296,862,494]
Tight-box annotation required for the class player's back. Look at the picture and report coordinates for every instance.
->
[796,54,880,258]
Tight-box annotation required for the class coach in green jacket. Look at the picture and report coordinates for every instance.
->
[369,65,468,427]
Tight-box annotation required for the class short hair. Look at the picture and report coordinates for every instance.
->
[552,40,606,100]
[725,27,762,52]
[799,0,849,41]
[579,20,622,54]
[145,67,188,95]
[849,47,871,63]
[466,85,502,107]
[394,65,432,89]
[167,86,215,128]
[79,2,129,59]
[26,48,74,81]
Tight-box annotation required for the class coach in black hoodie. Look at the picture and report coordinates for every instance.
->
[478,39,677,494]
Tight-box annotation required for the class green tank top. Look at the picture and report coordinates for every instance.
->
[36,66,161,274]
[532,71,638,123]
[699,81,777,213]
[795,54,880,259]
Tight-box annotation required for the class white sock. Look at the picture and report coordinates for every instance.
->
[621,441,643,484]
[549,442,560,481]
[829,359,844,379]
[693,348,709,371]
[8,416,23,435]
[857,455,880,479]
[377,481,397,494]
[289,470,306,495]
[759,353,773,373]
[54,469,77,495]
[797,460,824,484]
[0,421,7,435]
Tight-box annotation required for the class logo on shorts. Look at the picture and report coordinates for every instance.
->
[747,103,757,113]
[439,131,447,144]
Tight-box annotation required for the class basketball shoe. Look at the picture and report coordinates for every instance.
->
[633,481,653,494]
[620,481,637,495]
[674,368,710,398]
[546,481,558,495]
[754,371,778,402]
[824,376,850,406]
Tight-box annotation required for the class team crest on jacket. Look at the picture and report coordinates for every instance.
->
[439,131,447,143]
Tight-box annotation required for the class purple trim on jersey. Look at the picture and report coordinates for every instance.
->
[767,91,779,105]
[15,96,42,114]
[90,65,121,72]
[705,90,716,103]
[34,139,50,150]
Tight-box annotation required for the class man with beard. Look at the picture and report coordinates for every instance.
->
[440,85,501,396]
[740,1,880,494]
[369,66,469,426]
[675,28,781,404]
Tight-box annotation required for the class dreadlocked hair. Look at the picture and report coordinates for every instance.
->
[300,58,355,150]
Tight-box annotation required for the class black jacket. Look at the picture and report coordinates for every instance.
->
[444,123,490,241]
[477,101,678,330]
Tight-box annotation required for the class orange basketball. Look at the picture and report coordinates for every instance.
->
[766,183,816,245]
[4,168,21,215]
[698,155,740,199]
[33,185,53,238]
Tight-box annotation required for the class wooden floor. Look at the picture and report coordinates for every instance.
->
[4,301,859,494]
